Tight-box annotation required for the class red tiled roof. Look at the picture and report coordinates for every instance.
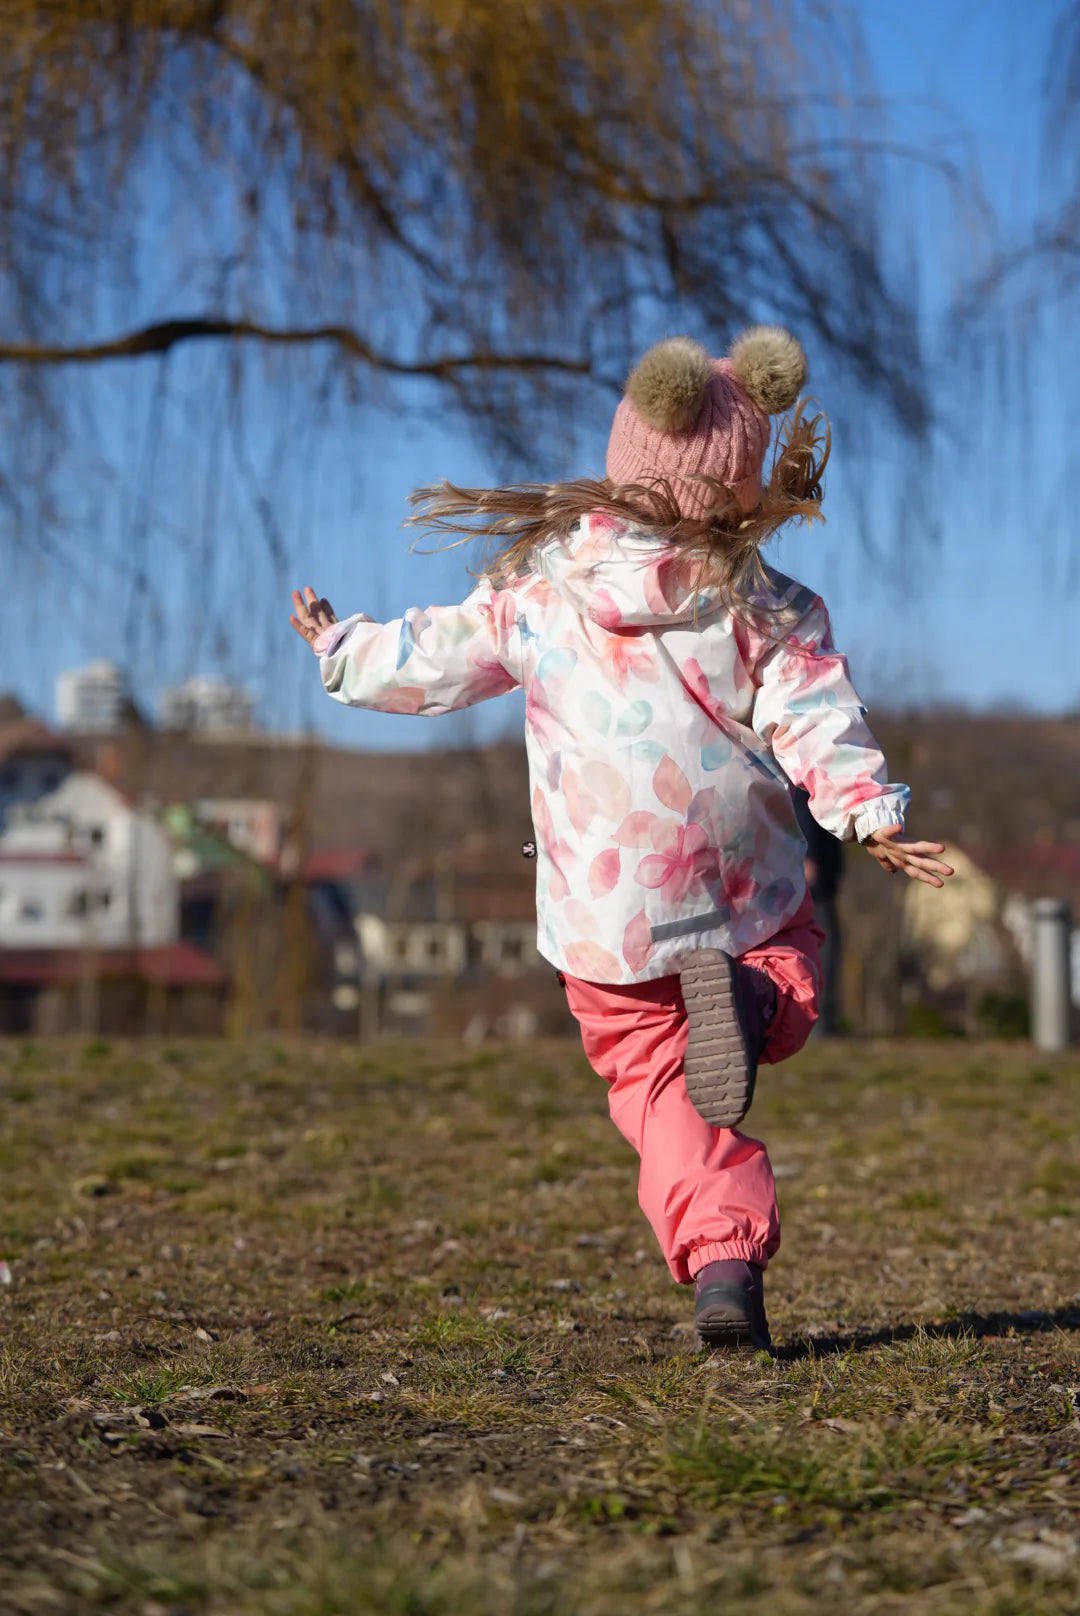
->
[977,844,1080,901]
[0,720,74,765]
[0,851,85,865]
[0,942,224,987]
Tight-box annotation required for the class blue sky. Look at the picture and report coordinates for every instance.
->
[3,0,1075,749]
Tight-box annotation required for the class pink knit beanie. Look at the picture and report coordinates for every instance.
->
[606,327,808,519]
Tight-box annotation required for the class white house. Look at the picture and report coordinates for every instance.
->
[0,770,178,949]
[356,913,469,978]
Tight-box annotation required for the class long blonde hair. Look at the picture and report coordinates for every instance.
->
[406,400,831,618]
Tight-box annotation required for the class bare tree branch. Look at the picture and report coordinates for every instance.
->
[0,317,598,379]
[0,0,961,618]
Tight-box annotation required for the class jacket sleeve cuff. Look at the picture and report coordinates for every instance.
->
[312,612,375,657]
[852,789,910,843]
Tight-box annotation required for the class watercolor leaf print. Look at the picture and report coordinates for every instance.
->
[563,939,622,981]
[686,787,719,825]
[621,909,655,973]
[375,686,429,714]
[588,848,621,897]
[537,646,578,682]
[546,750,563,790]
[653,753,693,813]
[627,739,666,766]
[582,691,612,735]
[562,764,597,834]
[701,737,733,770]
[563,898,601,938]
[613,810,657,847]
[614,699,652,737]
[531,785,574,901]
[581,760,631,820]
[588,587,623,630]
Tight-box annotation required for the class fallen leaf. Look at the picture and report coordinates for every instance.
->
[490,1487,523,1506]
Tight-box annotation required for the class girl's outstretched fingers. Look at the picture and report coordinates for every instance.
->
[289,586,338,644]
[865,826,954,888]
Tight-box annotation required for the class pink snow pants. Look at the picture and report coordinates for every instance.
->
[560,893,824,1284]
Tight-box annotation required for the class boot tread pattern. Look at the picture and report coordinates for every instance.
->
[678,947,756,1129]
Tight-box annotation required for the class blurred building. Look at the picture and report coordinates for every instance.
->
[354,832,570,1038]
[162,803,368,1036]
[56,661,129,734]
[0,771,177,950]
[0,717,222,1033]
[193,798,281,864]
[159,675,254,735]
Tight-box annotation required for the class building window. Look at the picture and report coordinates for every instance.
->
[88,825,106,848]
[20,899,44,922]
[426,936,442,960]
[394,934,409,959]
[67,891,89,918]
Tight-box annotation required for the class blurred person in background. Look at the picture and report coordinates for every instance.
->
[792,786,845,1036]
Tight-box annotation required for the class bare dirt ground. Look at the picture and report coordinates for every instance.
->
[0,1036,1077,1614]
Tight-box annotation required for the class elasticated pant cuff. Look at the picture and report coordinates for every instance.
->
[687,1239,771,1280]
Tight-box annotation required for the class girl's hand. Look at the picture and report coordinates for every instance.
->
[865,825,954,887]
[290,586,338,645]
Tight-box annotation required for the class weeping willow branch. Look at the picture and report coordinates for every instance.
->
[0,317,597,378]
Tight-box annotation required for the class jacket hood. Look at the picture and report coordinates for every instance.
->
[533,514,727,630]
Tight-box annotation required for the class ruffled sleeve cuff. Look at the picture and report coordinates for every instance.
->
[852,789,911,843]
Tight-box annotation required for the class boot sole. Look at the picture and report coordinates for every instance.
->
[677,948,756,1130]
[695,1314,756,1350]
[694,1305,772,1353]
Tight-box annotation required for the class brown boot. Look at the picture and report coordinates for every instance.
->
[694,1259,772,1352]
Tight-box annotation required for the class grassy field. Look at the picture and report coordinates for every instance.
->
[0,1035,1077,1615]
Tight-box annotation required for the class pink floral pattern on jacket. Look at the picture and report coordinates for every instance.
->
[315,517,909,983]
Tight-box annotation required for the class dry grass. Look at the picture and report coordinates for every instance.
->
[0,1035,1077,1615]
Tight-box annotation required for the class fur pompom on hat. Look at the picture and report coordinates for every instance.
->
[606,326,808,519]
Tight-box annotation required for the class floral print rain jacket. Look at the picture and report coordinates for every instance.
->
[314,514,909,983]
